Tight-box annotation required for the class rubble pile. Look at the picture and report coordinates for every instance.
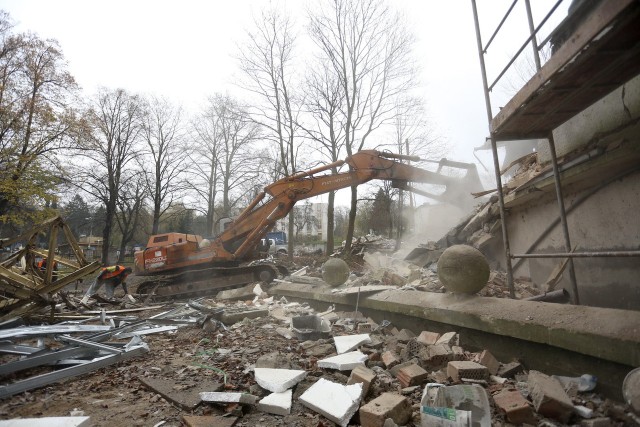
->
[0,292,637,426]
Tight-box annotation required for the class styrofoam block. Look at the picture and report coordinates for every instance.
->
[334,334,371,354]
[299,378,363,427]
[318,351,368,370]
[257,390,292,416]
[199,392,257,405]
[254,368,307,393]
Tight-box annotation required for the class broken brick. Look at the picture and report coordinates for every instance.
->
[493,389,536,424]
[528,370,574,423]
[347,365,377,397]
[394,328,416,343]
[359,392,412,427]
[423,344,454,368]
[417,330,440,346]
[381,351,401,369]
[447,361,489,382]
[395,363,429,387]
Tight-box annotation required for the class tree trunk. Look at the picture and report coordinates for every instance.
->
[326,191,335,255]
[101,201,115,265]
[344,185,358,255]
[287,213,294,260]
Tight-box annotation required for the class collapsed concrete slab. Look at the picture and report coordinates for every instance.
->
[317,351,368,370]
[334,333,371,354]
[257,389,292,416]
[299,378,363,427]
[254,368,306,393]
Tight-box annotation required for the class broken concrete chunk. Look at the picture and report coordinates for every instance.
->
[254,368,307,393]
[139,377,221,410]
[334,333,371,354]
[359,392,412,427]
[447,361,489,382]
[498,361,524,378]
[393,328,416,343]
[257,389,292,416]
[527,370,574,423]
[478,349,500,375]
[199,391,257,405]
[347,365,377,397]
[255,352,292,369]
[299,378,363,427]
[318,351,368,370]
[275,327,294,340]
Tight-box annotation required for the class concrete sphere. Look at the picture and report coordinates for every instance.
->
[437,245,490,294]
[322,258,350,287]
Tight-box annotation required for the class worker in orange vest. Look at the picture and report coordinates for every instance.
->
[36,258,58,281]
[81,265,134,303]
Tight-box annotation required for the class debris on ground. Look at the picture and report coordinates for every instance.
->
[0,287,637,426]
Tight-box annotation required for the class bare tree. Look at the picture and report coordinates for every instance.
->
[308,0,416,253]
[190,101,222,236]
[77,88,142,264]
[139,95,189,234]
[0,12,81,225]
[190,94,262,235]
[114,171,145,263]
[300,61,345,254]
[238,6,300,257]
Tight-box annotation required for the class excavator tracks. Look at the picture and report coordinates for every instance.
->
[134,264,287,302]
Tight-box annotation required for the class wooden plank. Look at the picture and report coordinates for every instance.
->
[37,261,102,294]
[61,223,88,265]
[43,223,59,286]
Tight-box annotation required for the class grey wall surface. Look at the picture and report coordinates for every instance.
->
[505,169,640,310]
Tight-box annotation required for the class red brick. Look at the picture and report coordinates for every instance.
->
[417,330,440,346]
[381,351,401,369]
[395,363,429,387]
[359,393,412,427]
[347,365,377,397]
[447,361,489,382]
[493,389,536,424]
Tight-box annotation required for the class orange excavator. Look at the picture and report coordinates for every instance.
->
[134,150,482,299]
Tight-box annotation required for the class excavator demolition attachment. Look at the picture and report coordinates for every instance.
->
[134,150,483,300]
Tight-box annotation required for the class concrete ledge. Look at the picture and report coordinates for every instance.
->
[270,283,640,368]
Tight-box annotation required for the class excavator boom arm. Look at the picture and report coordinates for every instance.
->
[214,150,478,259]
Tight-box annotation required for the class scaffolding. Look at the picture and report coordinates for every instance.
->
[470,0,640,304]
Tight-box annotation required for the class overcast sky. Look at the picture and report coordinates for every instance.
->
[0,0,566,203]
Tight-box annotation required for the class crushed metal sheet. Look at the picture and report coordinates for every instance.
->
[0,325,112,339]
[114,325,179,339]
[0,337,149,399]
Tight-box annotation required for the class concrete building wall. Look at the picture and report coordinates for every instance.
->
[505,169,640,310]
[498,74,640,310]
[538,74,640,162]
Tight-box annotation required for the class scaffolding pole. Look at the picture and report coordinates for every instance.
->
[471,0,516,298]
